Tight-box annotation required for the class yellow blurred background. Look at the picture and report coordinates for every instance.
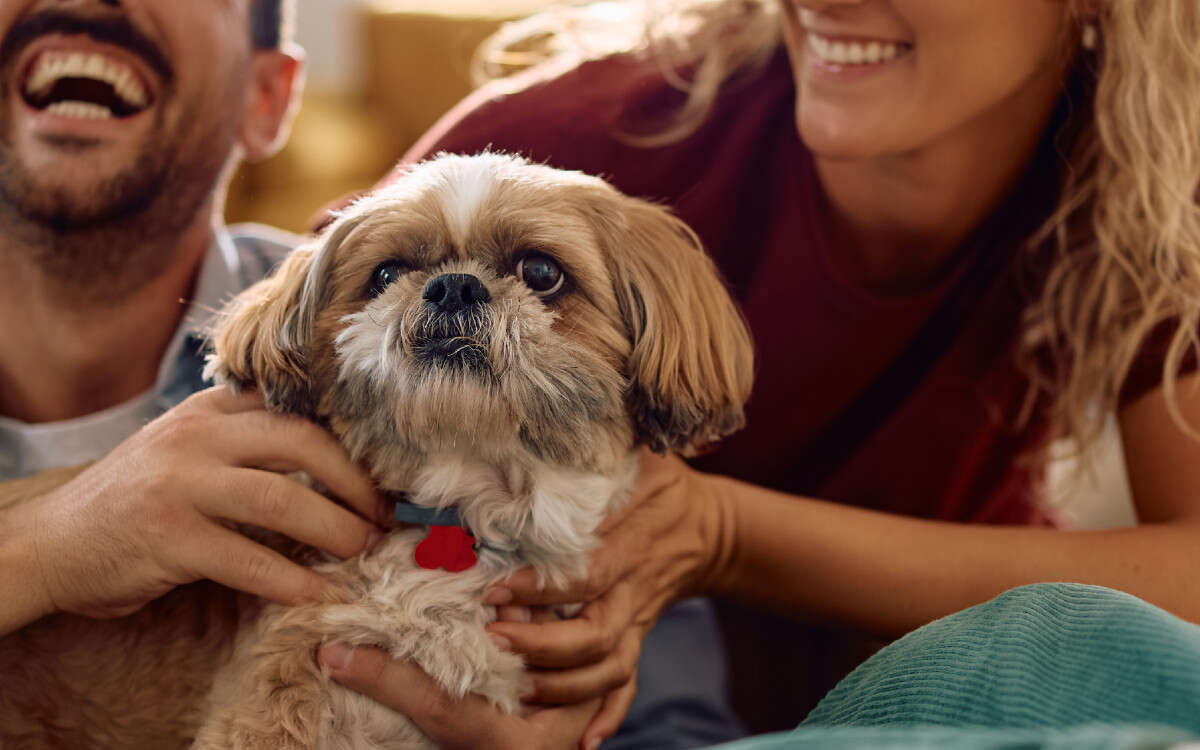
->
[225,0,552,233]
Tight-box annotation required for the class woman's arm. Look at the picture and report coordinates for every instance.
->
[485,373,1200,746]
[709,467,1200,638]
[719,369,1200,634]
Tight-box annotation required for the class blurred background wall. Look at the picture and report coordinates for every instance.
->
[225,0,552,233]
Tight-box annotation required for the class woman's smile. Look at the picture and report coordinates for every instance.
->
[794,3,914,77]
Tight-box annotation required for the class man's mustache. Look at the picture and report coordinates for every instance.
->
[0,10,173,83]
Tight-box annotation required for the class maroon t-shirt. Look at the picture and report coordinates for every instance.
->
[401,51,1059,526]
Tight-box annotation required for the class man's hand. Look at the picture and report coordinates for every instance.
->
[317,643,603,750]
[6,386,389,627]
[481,451,732,748]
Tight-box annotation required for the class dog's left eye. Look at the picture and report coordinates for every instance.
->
[369,260,408,297]
[517,252,565,297]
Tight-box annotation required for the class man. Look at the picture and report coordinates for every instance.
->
[0,2,741,747]
[0,0,387,643]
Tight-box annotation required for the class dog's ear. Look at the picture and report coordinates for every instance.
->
[206,217,361,416]
[587,192,754,454]
[206,244,319,415]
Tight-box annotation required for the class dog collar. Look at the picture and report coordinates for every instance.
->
[394,502,479,573]
[393,503,465,527]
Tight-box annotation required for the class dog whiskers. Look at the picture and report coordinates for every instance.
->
[380,319,398,373]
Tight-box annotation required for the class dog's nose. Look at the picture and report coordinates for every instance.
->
[423,273,491,314]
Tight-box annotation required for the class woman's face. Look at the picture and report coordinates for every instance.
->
[780,0,1074,160]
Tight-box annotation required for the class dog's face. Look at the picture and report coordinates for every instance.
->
[209,153,752,479]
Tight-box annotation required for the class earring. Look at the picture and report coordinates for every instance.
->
[1081,22,1098,50]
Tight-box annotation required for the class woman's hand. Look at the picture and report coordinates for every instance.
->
[5,386,389,628]
[318,643,603,750]
[482,450,733,748]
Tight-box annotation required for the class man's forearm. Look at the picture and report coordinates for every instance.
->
[0,468,84,635]
[0,502,54,637]
[707,476,1200,637]
[0,465,86,511]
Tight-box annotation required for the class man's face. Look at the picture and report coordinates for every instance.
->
[0,0,253,231]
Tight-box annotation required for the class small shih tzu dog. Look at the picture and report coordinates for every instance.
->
[0,153,752,750]
[191,153,753,749]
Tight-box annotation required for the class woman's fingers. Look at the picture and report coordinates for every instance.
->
[318,644,601,750]
[580,674,639,750]
[183,524,328,606]
[489,582,635,668]
[485,547,625,607]
[485,568,586,607]
[203,469,381,560]
[593,450,682,535]
[523,626,644,704]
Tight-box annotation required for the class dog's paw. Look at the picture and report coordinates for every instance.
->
[397,621,525,713]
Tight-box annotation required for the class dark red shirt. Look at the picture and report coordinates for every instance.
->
[402,51,1058,526]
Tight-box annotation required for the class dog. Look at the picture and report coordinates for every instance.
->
[191,152,753,749]
[0,152,752,749]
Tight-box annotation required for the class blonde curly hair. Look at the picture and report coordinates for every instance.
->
[475,0,1200,460]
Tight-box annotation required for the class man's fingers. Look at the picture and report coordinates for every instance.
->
[205,469,381,560]
[177,385,266,414]
[580,675,638,750]
[524,628,643,704]
[183,525,328,605]
[215,410,389,526]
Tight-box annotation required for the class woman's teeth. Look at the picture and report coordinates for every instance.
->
[806,33,907,66]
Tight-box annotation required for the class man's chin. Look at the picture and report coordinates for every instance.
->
[17,126,145,169]
[0,132,169,229]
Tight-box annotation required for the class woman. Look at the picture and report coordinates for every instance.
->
[318,0,1200,747]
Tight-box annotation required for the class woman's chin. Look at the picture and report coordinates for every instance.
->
[797,127,880,162]
[794,107,896,162]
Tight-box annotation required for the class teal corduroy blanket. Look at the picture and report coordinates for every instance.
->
[713,583,1200,749]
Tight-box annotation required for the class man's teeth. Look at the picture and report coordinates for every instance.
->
[46,100,113,119]
[807,34,905,65]
[25,51,148,109]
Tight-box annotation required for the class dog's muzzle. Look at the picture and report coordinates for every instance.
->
[413,273,492,372]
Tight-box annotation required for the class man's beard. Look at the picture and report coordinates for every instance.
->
[0,101,236,307]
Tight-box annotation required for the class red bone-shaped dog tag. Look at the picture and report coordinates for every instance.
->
[414,526,478,572]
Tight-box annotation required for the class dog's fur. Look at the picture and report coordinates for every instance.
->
[0,153,752,749]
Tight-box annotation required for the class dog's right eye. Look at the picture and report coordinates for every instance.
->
[369,260,407,297]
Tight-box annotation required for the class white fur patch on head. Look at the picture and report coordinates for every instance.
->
[437,155,503,247]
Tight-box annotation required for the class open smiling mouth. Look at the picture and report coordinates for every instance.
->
[20,50,149,119]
